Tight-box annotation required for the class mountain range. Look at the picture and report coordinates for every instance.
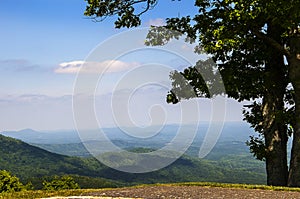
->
[0,122,268,189]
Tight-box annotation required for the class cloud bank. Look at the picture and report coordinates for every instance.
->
[55,60,140,74]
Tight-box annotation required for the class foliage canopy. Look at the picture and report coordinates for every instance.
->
[0,170,24,193]
[43,176,80,191]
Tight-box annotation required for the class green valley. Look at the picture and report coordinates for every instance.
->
[0,133,266,190]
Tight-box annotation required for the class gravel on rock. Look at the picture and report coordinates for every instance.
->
[83,185,300,199]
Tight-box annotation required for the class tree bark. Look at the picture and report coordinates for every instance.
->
[264,123,288,186]
[263,55,288,186]
[263,23,288,186]
[287,36,300,186]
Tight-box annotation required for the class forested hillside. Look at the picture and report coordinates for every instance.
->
[0,134,266,189]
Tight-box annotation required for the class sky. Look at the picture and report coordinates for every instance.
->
[0,0,244,131]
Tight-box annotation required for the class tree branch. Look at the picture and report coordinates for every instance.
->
[252,29,291,57]
[137,0,153,16]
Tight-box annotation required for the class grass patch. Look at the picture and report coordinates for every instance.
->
[0,188,112,199]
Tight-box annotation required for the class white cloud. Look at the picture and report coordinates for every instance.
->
[55,60,140,74]
[145,18,166,27]
[0,94,71,103]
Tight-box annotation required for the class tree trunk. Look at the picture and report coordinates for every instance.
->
[287,36,300,186]
[288,81,300,186]
[263,57,288,186]
[262,24,288,186]
[264,123,288,186]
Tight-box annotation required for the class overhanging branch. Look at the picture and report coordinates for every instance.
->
[252,29,291,57]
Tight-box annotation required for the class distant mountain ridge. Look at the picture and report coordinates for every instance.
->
[0,122,254,145]
[0,122,256,159]
[1,129,81,144]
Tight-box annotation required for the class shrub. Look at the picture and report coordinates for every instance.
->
[0,170,24,193]
[42,176,80,190]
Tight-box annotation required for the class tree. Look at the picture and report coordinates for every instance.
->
[84,0,300,187]
[42,176,80,191]
[164,55,290,186]
[0,170,24,193]
[163,0,300,187]
[84,0,158,28]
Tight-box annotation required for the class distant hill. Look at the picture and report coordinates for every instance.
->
[0,134,266,188]
[0,129,81,144]
[1,122,257,160]
[0,122,254,145]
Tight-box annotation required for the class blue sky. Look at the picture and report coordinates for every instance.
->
[0,0,243,131]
